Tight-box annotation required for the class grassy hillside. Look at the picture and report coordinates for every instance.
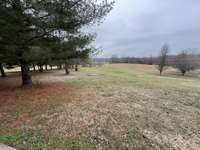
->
[0,64,199,149]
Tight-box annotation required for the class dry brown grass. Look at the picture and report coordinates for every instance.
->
[0,64,200,149]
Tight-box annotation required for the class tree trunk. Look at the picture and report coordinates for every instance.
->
[39,64,43,72]
[33,64,36,72]
[45,64,48,71]
[65,61,70,75]
[59,64,62,70]
[0,63,6,77]
[182,71,186,76]
[50,65,53,70]
[75,64,78,72]
[21,62,32,86]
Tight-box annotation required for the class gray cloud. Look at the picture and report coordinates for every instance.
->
[89,0,200,57]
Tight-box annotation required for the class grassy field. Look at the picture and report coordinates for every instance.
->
[0,64,200,150]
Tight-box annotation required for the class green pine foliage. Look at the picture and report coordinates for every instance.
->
[0,0,114,85]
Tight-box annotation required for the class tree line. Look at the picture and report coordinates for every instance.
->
[0,0,114,86]
[109,44,200,76]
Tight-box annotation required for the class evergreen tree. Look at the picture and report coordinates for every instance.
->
[0,0,114,86]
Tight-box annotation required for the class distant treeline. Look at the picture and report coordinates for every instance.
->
[94,55,200,66]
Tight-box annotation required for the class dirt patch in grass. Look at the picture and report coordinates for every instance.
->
[0,81,79,134]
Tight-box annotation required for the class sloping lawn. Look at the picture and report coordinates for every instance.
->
[0,64,200,149]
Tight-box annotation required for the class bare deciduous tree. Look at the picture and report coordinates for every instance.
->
[157,44,169,75]
[174,51,199,76]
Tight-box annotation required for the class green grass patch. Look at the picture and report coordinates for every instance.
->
[0,132,92,150]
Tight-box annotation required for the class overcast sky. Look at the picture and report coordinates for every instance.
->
[89,0,200,58]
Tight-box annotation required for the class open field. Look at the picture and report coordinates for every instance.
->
[0,64,200,149]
